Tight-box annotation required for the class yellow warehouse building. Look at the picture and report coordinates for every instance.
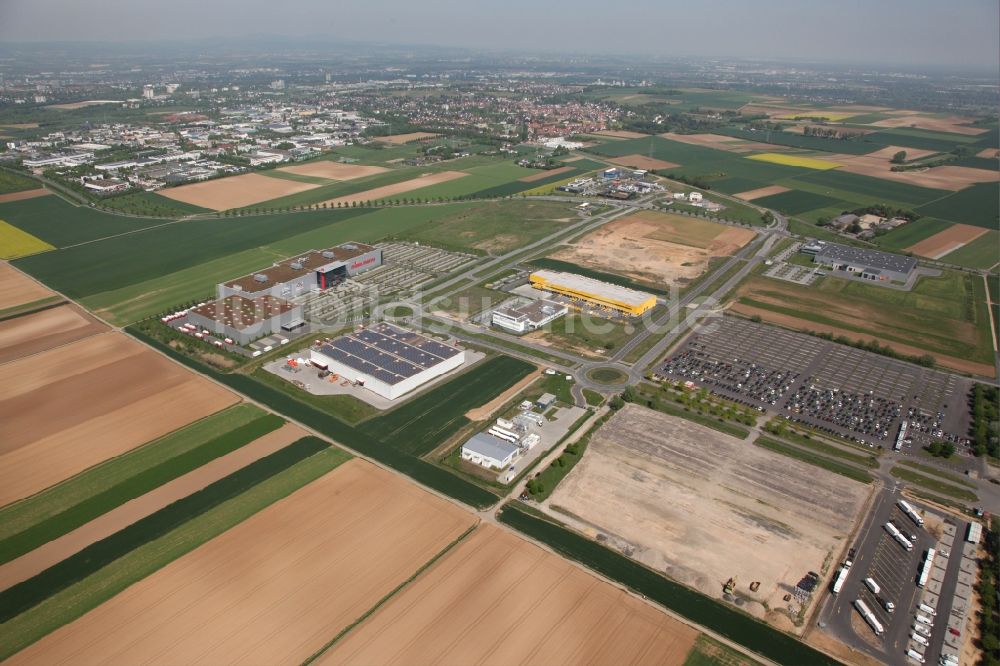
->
[529,269,657,316]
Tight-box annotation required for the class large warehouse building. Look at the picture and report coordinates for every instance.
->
[219,242,382,300]
[529,269,656,316]
[309,323,465,400]
[187,294,304,345]
[802,241,916,284]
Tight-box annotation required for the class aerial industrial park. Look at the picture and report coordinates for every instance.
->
[0,2,997,665]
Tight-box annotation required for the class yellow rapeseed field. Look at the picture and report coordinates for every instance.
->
[0,219,55,259]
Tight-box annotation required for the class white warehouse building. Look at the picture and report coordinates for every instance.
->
[309,323,465,400]
[461,433,520,470]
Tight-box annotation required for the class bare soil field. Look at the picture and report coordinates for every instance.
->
[159,172,320,210]
[317,523,699,666]
[0,189,50,204]
[0,332,237,506]
[0,262,54,310]
[464,368,540,421]
[865,145,940,162]
[545,404,870,628]
[0,123,40,129]
[607,154,681,170]
[734,185,790,201]
[593,130,650,139]
[7,458,474,666]
[871,115,988,136]
[276,162,388,181]
[0,422,307,590]
[906,223,989,260]
[375,131,439,144]
[728,302,996,377]
[976,148,998,159]
[550,211,755,285]
[659,132,784,153]
[828,153,999,191]
[519,165,574,182]
[321,170,467,206]
[0,303,106,365]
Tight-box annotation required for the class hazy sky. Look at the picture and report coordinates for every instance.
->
[1,0,998,70]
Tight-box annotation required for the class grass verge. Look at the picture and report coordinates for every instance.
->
[754,437,873,484]
[890,466,978,502]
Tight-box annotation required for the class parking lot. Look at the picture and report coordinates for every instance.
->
[820,491,977,666]
[657,317,973,449]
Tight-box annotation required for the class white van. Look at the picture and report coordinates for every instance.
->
[916,614,934,626]
[911,633,930,647]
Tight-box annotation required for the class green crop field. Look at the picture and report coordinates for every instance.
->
[735,268,994,369]
[498,503,838,666]
[0,195,171,247]
[12,207,374,302]
[939,230,1000,270]
[360,355,535,456]
[875,217,953,251]
[0,439,349,662]
[396,199,578,254]
[0,406,280,565]
[684,634,764,666]
[786,169,950,207]
[752,189,846,215]
[0,170,40,195]
[890,465,978,502]
[533,312,641,359]
[99,191,212,217]
[865,130,971,153]
[249,168,421,209]
[916,183,1000,228]
[715,127,878,155]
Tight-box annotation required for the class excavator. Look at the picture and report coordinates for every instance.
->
[723,577,737,595]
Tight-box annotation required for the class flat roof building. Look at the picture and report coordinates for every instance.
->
[220,242,381,300]
[803,241,916,284]
[309,323,465,400]
[187,294,303,345]
[529,269,656,316]
[461,432,519,470]
[491,299,568,334]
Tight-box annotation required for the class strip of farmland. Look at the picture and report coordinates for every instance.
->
[6,458,475,666]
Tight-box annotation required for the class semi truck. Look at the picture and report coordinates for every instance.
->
[854,599,884,636]
[832,562,851,594]
[899,499,925,527]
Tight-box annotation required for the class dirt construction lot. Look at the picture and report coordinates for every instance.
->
[276,161,388,180]
[906,223,989,260]
[159,172,320,210]
[322,170,467,206]
[8,458,474,666]
[545,404,870,628]
[0,303,106,364]
[318,523,699,666]
[0,262,54,310]
[0,332,237,506]
[550,210,755,286]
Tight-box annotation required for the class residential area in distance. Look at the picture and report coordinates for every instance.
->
[0,3,997,666]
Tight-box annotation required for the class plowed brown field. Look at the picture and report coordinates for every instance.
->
[0,303,106,364]
[0,262,54,310]
[593,130,650,139]
[519,165,574,182]
[871,115,988,136]
[321,170,466,206]
[159,172,320,210]
[375,132,439,144]
[7,459,474,666]
[317,524,698,666]
[0,332,237,505]
[735,185,790,201]
[607,154,681,170]
[0,189,49,204]
[906,224,989,259]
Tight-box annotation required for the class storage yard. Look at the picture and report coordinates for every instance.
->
[316,524,700,666]
[7,459,474,666]
[548,210,755,287]
[0,331,238,505]
[545,404,871,628]
[658,316,973,448]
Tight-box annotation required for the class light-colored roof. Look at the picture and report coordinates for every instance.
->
[530,269,654,308]
[462,433,519,462]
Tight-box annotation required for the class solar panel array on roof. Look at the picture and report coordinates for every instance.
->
[316,324,461,386]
